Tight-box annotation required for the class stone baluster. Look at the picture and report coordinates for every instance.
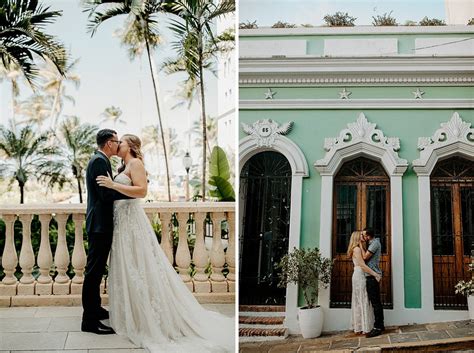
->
[18,214,35,295]
[36,214,53,295]
[71,214,86,294]
[53,214,71,294]
[210,212,227,292]
[146,212,154,224]
[159,212,173,265]
[0,215,18,296]
[225,212,236,292]
[176,212,192,291]
[192,212,210,292]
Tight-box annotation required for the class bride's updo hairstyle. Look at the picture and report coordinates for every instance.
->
[118,134,145,174]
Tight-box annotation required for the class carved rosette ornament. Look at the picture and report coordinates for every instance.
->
[241,119,294,147]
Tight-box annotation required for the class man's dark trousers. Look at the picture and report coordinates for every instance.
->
[366,276,384,329]
[82,232,112,320]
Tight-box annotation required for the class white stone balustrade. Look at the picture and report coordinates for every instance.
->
[0,202,234,307]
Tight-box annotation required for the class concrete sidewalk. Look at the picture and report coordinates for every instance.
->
[239,320,474,352]
[0,304,235,352]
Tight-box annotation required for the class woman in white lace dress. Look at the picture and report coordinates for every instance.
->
[96,134,234,353]
[346,231,381,334]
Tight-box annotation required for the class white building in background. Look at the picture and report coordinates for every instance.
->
[445,0,474,24]
[216,14,236,160]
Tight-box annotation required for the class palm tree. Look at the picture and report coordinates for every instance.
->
[39,57,80,129]
[142,125,180,158]
[100,105,126,125]
[84,0,172,202]
[0,64,22,127]
[188,115,217,156]
[163,0,235,200]
[0,0,66,87]
[15,93,52,127]
[39,116,98,203]
[0,124,56,203]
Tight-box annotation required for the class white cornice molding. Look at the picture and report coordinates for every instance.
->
[239,57,474,71]
[314,112,408,176]
[240,99,474,110]
[240,26,474,37]
[413,112,474,175]
[239,57,474,85]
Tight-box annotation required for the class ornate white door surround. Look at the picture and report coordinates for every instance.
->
[239,119,309,334]
[413,112,474,313]
[314,112,408,331]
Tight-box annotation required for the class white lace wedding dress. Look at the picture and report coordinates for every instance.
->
[350,257,374,333]
[108,173,235,353]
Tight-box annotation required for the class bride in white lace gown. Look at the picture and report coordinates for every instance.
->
[346,231,381,334]
[96,134,235,353]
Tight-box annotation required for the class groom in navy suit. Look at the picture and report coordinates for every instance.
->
[81,129,131,335]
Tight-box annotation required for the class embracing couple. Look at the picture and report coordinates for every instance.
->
[347,228,385,338]
[81,129,234,352]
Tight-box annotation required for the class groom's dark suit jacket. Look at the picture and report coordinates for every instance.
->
[85,151,130,234]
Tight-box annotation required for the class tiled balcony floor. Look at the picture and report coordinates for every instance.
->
[0,304,235,352]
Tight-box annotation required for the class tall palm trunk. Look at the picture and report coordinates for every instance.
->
[77,177,83,203]
[49,82,61,129]
[198,43,207,202]
[10,78,18,128]
[19,184,24,204]
[145,35,172,202]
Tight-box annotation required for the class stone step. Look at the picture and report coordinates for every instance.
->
[239,327,288,337]
[239,316,285,325]
[239,305,285,312]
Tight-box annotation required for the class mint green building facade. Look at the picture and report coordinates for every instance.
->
[239,26,474,332]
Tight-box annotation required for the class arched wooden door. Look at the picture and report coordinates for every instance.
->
[431,156,474,309]
[239,151,292,305]
[331,157,393,308]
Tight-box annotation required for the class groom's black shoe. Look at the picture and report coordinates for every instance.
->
[97,308,109,320]
[366,328,383,338]
[81,320,115,335]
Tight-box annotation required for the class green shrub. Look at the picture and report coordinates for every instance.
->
[239,20,258,29]
[271,21,297,28]
[323,12,356,27]
[372,11,398,26]
[419,17,445,26]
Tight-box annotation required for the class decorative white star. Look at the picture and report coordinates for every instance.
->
[339,88,352,99]
[264,88,276,100]
[412,88,425,99]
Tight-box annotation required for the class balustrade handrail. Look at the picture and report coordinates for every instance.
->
[0,201,235,215]
[0,201,236,304]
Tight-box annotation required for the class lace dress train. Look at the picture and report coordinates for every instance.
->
[108,174,235,353]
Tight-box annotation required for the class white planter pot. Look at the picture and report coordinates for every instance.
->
[298,306,324,339]
[468,295,474,320]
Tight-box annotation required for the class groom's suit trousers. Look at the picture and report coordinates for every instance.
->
[366,276,385,330]
[82,232,113,321]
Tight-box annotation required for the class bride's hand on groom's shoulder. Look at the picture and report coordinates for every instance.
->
[97,172,115,189]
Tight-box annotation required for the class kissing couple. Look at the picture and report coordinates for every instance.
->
[81,129,234,352]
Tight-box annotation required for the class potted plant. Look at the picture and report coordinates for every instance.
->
[277,247,333,338]
[454,263,474,320]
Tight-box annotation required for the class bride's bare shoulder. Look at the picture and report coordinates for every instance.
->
[353,247,361,254]
[129,158,145,169]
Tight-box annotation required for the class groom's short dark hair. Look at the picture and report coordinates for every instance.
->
[364,228,375,238]
[96,129,117,148]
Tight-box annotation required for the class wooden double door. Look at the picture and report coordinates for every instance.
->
[330,157,393,308]
[431,156,473,310]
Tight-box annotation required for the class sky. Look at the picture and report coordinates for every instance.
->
[0,0,223,176]
[239,0,446,26]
